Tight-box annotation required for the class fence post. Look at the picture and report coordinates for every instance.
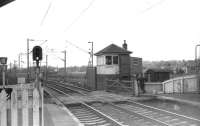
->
[11,89,18,126]
[163,82,165,94]
[0,89,8,126]
[33,88,40,126]
[22,88,29,126]
[181,77,184,93]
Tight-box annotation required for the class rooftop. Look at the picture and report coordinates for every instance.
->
[94,43,132,56]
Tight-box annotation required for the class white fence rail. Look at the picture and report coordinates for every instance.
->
[162,75,200,93]
[0,83,43,126]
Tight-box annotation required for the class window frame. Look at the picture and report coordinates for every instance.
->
[105,55,112,65]
[113,55,119,65]
[105,55,119,65]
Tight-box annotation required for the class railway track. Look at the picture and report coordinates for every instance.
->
[115,100,200,126]
[89,101,167,126]
[46,79,90,95]
[45,85,124,126]
[46,80,200,126]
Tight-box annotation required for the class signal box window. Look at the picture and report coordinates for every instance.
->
[113,56,118,64]
[106,56,112,65]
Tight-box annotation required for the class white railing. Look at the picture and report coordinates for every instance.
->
[0,83,43,126]
[162,75,199,93]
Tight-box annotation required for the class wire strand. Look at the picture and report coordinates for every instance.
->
[141,0,165,13]
[40,2,52,26]
[65,40,89,54]
[64,0,96,32]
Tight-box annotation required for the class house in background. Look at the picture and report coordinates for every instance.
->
[144,68,170,82]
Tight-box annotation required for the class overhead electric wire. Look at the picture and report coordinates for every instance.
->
[65,40,89,54]
[45,47,64,61]
[141,0,165,13]
[40,2,52,26]
[38,40,48,46]
[64,0,96,31]
[49,53,64,61]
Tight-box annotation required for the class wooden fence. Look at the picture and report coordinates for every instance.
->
[0,83,43,126]
[106,79,138,96]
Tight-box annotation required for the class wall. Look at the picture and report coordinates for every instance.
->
[86,67,96,90]
[163,75,200,93]
[97,65,119,75]
[119,54,130,79]
[144,82,163,93]
[96,54,120,75]
[145,71,170,82]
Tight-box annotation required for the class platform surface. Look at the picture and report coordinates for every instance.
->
[44,104,82,126]
[155,93,200,106]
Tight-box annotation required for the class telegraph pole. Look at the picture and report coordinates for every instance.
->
[18,53,20,69]
[14,60,17,77]
[10,62,11,72]
[88,42,93,67]
[46,55,48,80]
[27,39,30,83]
[0,57,7,88]
[61,50,67,81]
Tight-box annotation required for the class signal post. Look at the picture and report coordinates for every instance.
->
[32,46,44,126]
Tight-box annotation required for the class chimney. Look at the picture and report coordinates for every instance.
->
[122,40,127,50]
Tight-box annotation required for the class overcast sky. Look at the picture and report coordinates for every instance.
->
[1,0,200,67]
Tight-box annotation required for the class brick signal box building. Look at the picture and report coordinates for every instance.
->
[94,40,142,90]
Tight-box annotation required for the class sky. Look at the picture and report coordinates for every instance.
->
[1,0,200,68]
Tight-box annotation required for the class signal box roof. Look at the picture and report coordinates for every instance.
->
[94,43,132,56]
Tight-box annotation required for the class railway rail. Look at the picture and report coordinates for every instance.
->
[45,79,200,126]
[118,100,200,126]
[45,84,124,126]
[46,79,90,95]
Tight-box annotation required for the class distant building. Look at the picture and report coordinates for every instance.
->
[130,57,143,78]
[185,60,196,74]
[144,68,170,82]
